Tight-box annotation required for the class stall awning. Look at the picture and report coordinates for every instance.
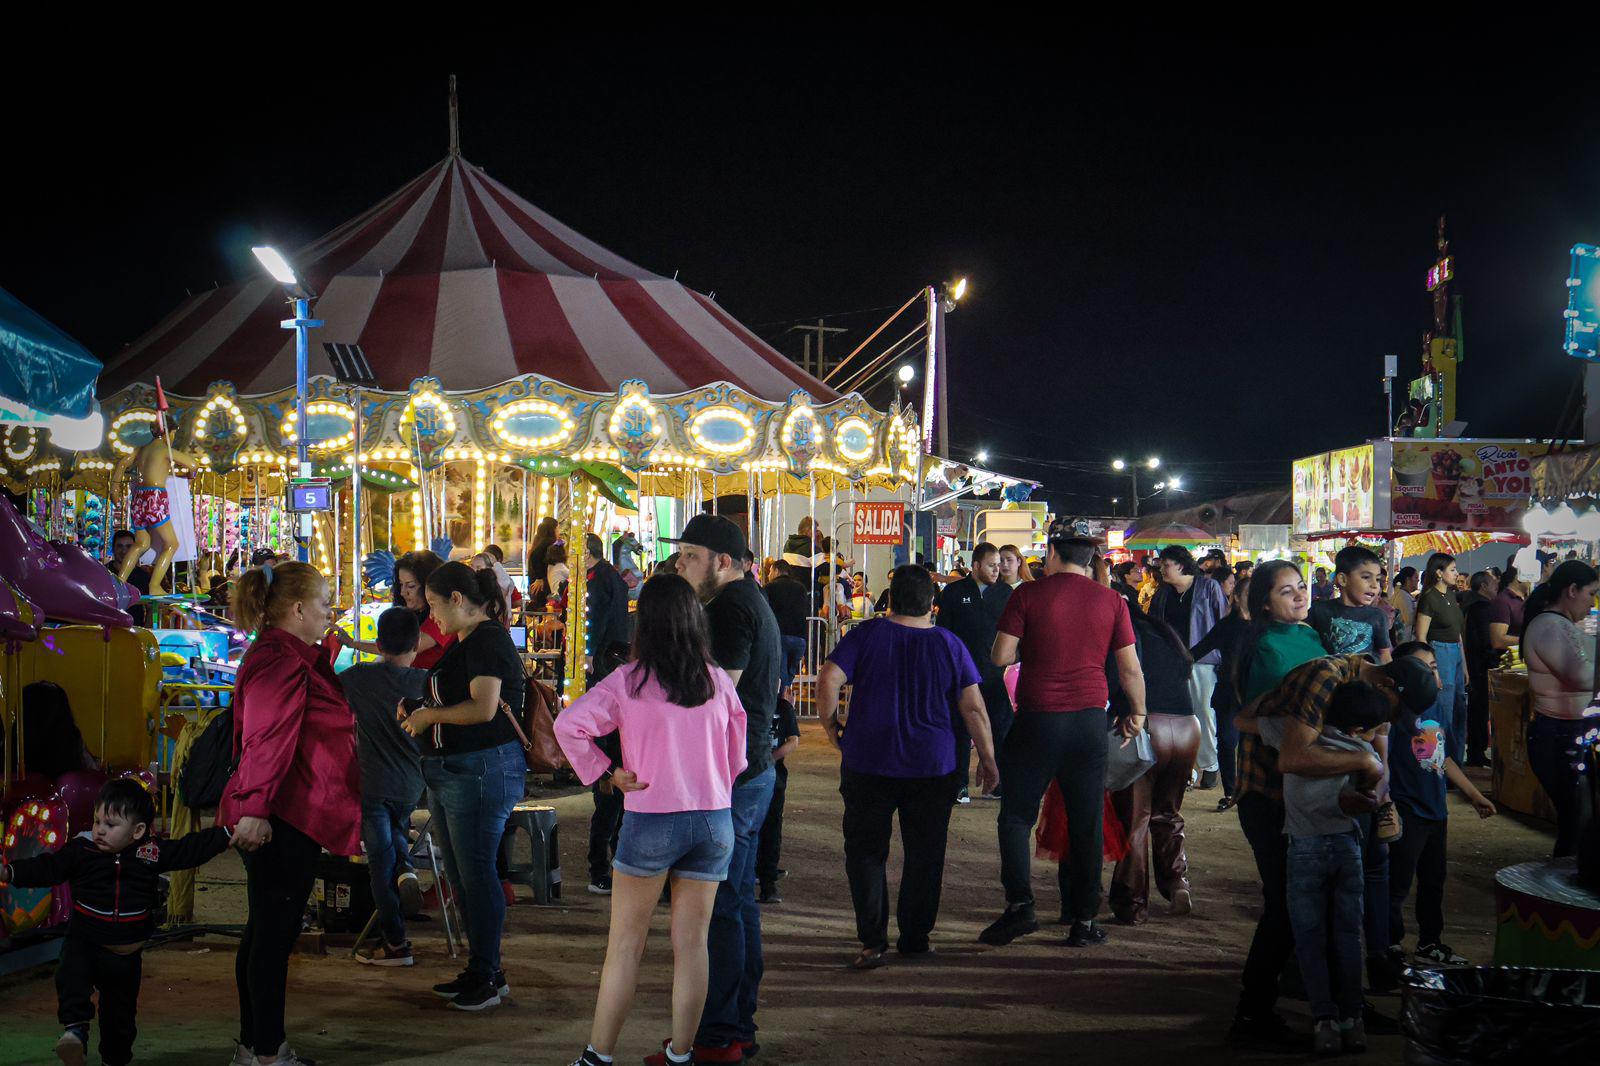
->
[0,285,103,448]
[1530,444,1600,500]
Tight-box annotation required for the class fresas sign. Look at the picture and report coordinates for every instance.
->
[854,502,905,545]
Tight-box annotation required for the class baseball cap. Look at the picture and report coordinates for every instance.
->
[1383,655,1440,714]
[661,514,747,560]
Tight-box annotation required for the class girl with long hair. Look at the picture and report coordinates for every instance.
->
[556,575,748,1066]
[527,517,561,597]
[1413,553,1468,763]
[220,562,359,1066]
[1521,560,1600,857]
[1193,575,1252,811]
[998,544,1033,588]
[1149,545,1231,790]
[399,562,523,1011]
[1109,609,1201,923]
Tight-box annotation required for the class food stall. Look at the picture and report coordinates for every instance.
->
[1294,437,1553,815]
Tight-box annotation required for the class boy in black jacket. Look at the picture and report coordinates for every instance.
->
[0,777,234,1065]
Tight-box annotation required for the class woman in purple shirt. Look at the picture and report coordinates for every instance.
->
[556,575,748,1066]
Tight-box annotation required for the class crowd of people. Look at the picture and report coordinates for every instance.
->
[9,512,1597,1064]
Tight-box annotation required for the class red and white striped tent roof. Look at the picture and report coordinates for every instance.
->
[100,155,835,403]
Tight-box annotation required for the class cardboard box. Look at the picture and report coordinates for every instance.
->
[1489,668,1557,822]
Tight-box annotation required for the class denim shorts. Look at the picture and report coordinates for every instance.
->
[613,808,735,881]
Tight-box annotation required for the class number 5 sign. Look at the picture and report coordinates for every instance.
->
[854,502,905,545]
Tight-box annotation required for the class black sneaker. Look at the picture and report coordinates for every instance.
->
[978,905,1039,946]
[567,1048,609,1066]
[588,876,613,896]
[448,981,502,1011]
[494,969,510,997]
[1360,1000,1401,1035]
[1066,920,1107,947]
[432,970,480,998]
[1198,769,1220,790]
[1226,1011,1303,1051]
[758,881,782,904]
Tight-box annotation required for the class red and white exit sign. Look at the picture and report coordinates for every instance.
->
[854,502,905,545]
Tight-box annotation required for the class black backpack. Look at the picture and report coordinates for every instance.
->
[179,708,237,810]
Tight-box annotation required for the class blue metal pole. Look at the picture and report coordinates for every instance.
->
[295,297,310,561]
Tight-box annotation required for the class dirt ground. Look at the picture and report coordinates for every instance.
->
[1,724,1555,1065]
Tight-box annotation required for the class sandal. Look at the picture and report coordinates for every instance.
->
[1216,795,1236,812]
[850,946,887,970]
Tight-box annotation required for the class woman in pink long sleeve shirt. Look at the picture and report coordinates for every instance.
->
[556,574,747,1066]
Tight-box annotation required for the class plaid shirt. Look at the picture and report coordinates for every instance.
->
[1236,654,1366,805]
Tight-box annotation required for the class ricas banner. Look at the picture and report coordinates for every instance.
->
[1389,440,1548,531]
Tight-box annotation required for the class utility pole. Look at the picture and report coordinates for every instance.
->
[788,319,847,377]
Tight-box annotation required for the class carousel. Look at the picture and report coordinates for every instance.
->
[8,146,937,698]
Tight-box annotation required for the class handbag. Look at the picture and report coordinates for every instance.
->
[1105,725,1156,792]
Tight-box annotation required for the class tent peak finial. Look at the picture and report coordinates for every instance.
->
[448,74,460,157]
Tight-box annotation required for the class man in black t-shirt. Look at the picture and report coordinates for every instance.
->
[669,514,780,1058]
[937,542,1015,798]
[763,560,811,692]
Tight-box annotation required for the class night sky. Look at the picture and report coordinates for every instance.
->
[5,41,1595,512]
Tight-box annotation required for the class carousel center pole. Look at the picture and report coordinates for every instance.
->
[351,385,362,618]
[563,472,589,701]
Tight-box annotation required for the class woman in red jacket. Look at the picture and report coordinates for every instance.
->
[219,561,359,1066]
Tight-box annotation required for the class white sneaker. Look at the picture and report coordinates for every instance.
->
[227,1042,254,1066]
[252,1041,316,1066]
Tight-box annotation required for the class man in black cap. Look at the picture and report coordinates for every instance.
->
[666,514,780,1063]
[1227,647,1439,1050]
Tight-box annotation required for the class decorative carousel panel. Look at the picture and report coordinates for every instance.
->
[778,393,821,477]
[281,400,357,454]
[688,405,757,458]
[5,425,40,466]
[490,397,576,452]
[607,381,663,470]
[400,384,458,462]
[189,388,249,470]
[109,409,164,455]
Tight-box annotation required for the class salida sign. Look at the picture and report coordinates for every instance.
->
[854,502,905,545]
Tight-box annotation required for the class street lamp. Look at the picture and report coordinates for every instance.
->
[1112,456,1162,517]
[252,245,322,559]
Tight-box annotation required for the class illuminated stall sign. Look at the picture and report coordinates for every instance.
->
[854,502,905,545]
[1388,439,1548,531]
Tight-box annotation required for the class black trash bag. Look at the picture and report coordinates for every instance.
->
[1403,966,1600,1064]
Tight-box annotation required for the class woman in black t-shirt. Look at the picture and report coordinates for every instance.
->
[399,561,525,1011]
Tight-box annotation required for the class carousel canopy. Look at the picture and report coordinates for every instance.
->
[99,154,835,404]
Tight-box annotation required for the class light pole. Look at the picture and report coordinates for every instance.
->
[252,246,322,561]
[1112,456,1161,516]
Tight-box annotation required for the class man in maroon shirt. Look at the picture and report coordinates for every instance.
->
[980,533,1147,948]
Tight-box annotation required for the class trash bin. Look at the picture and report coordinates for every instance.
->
[313,854,375,935]
[1403,966,1600,1064]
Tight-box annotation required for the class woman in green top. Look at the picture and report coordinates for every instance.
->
[1413,552,1468,764]
[1236,560,1328,705]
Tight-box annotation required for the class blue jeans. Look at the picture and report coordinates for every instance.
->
[697,767,776,1047]
[779,635,808,692]
[1286,832,1365,1023]
[1429,640,1468,766]
[361,798,414,947]
[423,741,525,980]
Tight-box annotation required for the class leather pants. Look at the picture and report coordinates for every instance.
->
[1110,713,1201,922]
